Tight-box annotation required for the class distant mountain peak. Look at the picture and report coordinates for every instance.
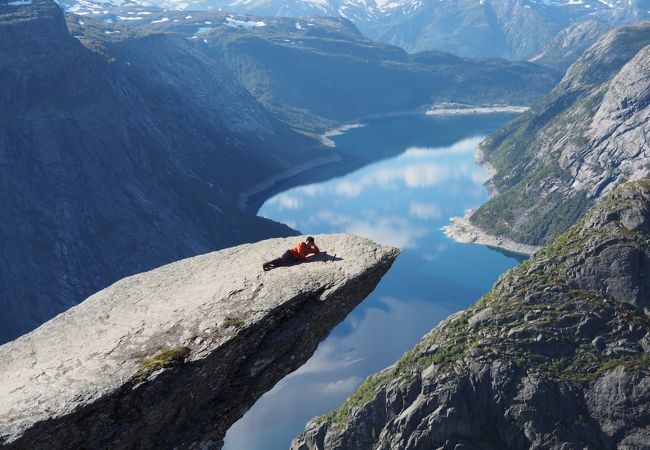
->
[51,0,650,59]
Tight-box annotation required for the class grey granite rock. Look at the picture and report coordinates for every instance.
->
[292,180,650,450]
[0,233,398,449]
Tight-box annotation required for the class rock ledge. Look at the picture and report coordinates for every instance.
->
[0,233,398,449]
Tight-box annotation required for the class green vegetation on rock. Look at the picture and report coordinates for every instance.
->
[223,316,246,328]
[136,346,191,382]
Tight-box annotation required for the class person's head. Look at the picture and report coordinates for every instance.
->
[306,236,315,246]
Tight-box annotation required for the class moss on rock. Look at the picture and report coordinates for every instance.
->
[136,346,191,382]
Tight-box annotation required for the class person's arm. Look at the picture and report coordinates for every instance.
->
[310,244,320,254]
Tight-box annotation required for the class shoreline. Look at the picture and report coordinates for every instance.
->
[319,103,524,149]
[319,123,366,148]
[252,108,533,254]
[442,209,541,256]
[474,145,499,196]
[238,153,343,213]
[440,121,540,256]
[427,104,529,116]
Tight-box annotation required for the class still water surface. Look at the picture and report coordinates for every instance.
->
[223,114,521,450]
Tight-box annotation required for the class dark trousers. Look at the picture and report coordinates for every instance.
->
[266,250,297,268]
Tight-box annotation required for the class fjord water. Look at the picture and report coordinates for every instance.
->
[223,114,521,450]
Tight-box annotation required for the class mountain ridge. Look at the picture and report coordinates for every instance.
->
[53,0,650,59]
[64,7,560,134]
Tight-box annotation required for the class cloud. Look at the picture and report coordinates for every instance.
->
[266,136,490,202]
[335,180,363,197]
[296,184,320,196]
[314,210,428,249]
[421,243,448,261]
[290,340,365,376]
[313,210,352,227]
[346,218,427,249]
[329,157,488,198]
[322,376,364,395]
[402,164,448,187]
[399,136,485,159]
[409,202,442,220]
[269,193,302,210]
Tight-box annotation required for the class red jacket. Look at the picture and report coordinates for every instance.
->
[289,241,319,260]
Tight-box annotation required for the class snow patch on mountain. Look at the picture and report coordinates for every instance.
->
[225,16,266,27]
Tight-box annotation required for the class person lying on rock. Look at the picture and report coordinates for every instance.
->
[263,236,320,271]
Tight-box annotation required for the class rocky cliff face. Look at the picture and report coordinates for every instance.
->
[0,0,331,343]
[468,23,650,247]
[292,180,650,450]
[529,20,612,73]
[0,234,398,449]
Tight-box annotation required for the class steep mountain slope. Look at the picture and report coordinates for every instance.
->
[0,0,330,343]
[55,0,650,59]
[80,8,560,133]
[528,20,612,72]
[467,22,650,247]
[293,178,650,450]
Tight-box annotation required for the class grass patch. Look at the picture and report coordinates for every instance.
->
[542,352,650,383]
[136,346,191,382]
[318,372,390,426]
[223,316,246,328]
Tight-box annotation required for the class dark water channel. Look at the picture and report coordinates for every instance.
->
[223,113,522,450]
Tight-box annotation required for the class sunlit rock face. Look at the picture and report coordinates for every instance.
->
[470,23,650,247]
[529,20,612,72]
[0,234,398,450]
[292,179,650,450]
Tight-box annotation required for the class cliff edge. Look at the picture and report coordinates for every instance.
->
[0,234,398,449]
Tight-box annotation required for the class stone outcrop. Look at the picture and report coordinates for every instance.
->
[0,234,398,449]
[467,23,650,247]
[292,180,650,450]
[443,209,542,256]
